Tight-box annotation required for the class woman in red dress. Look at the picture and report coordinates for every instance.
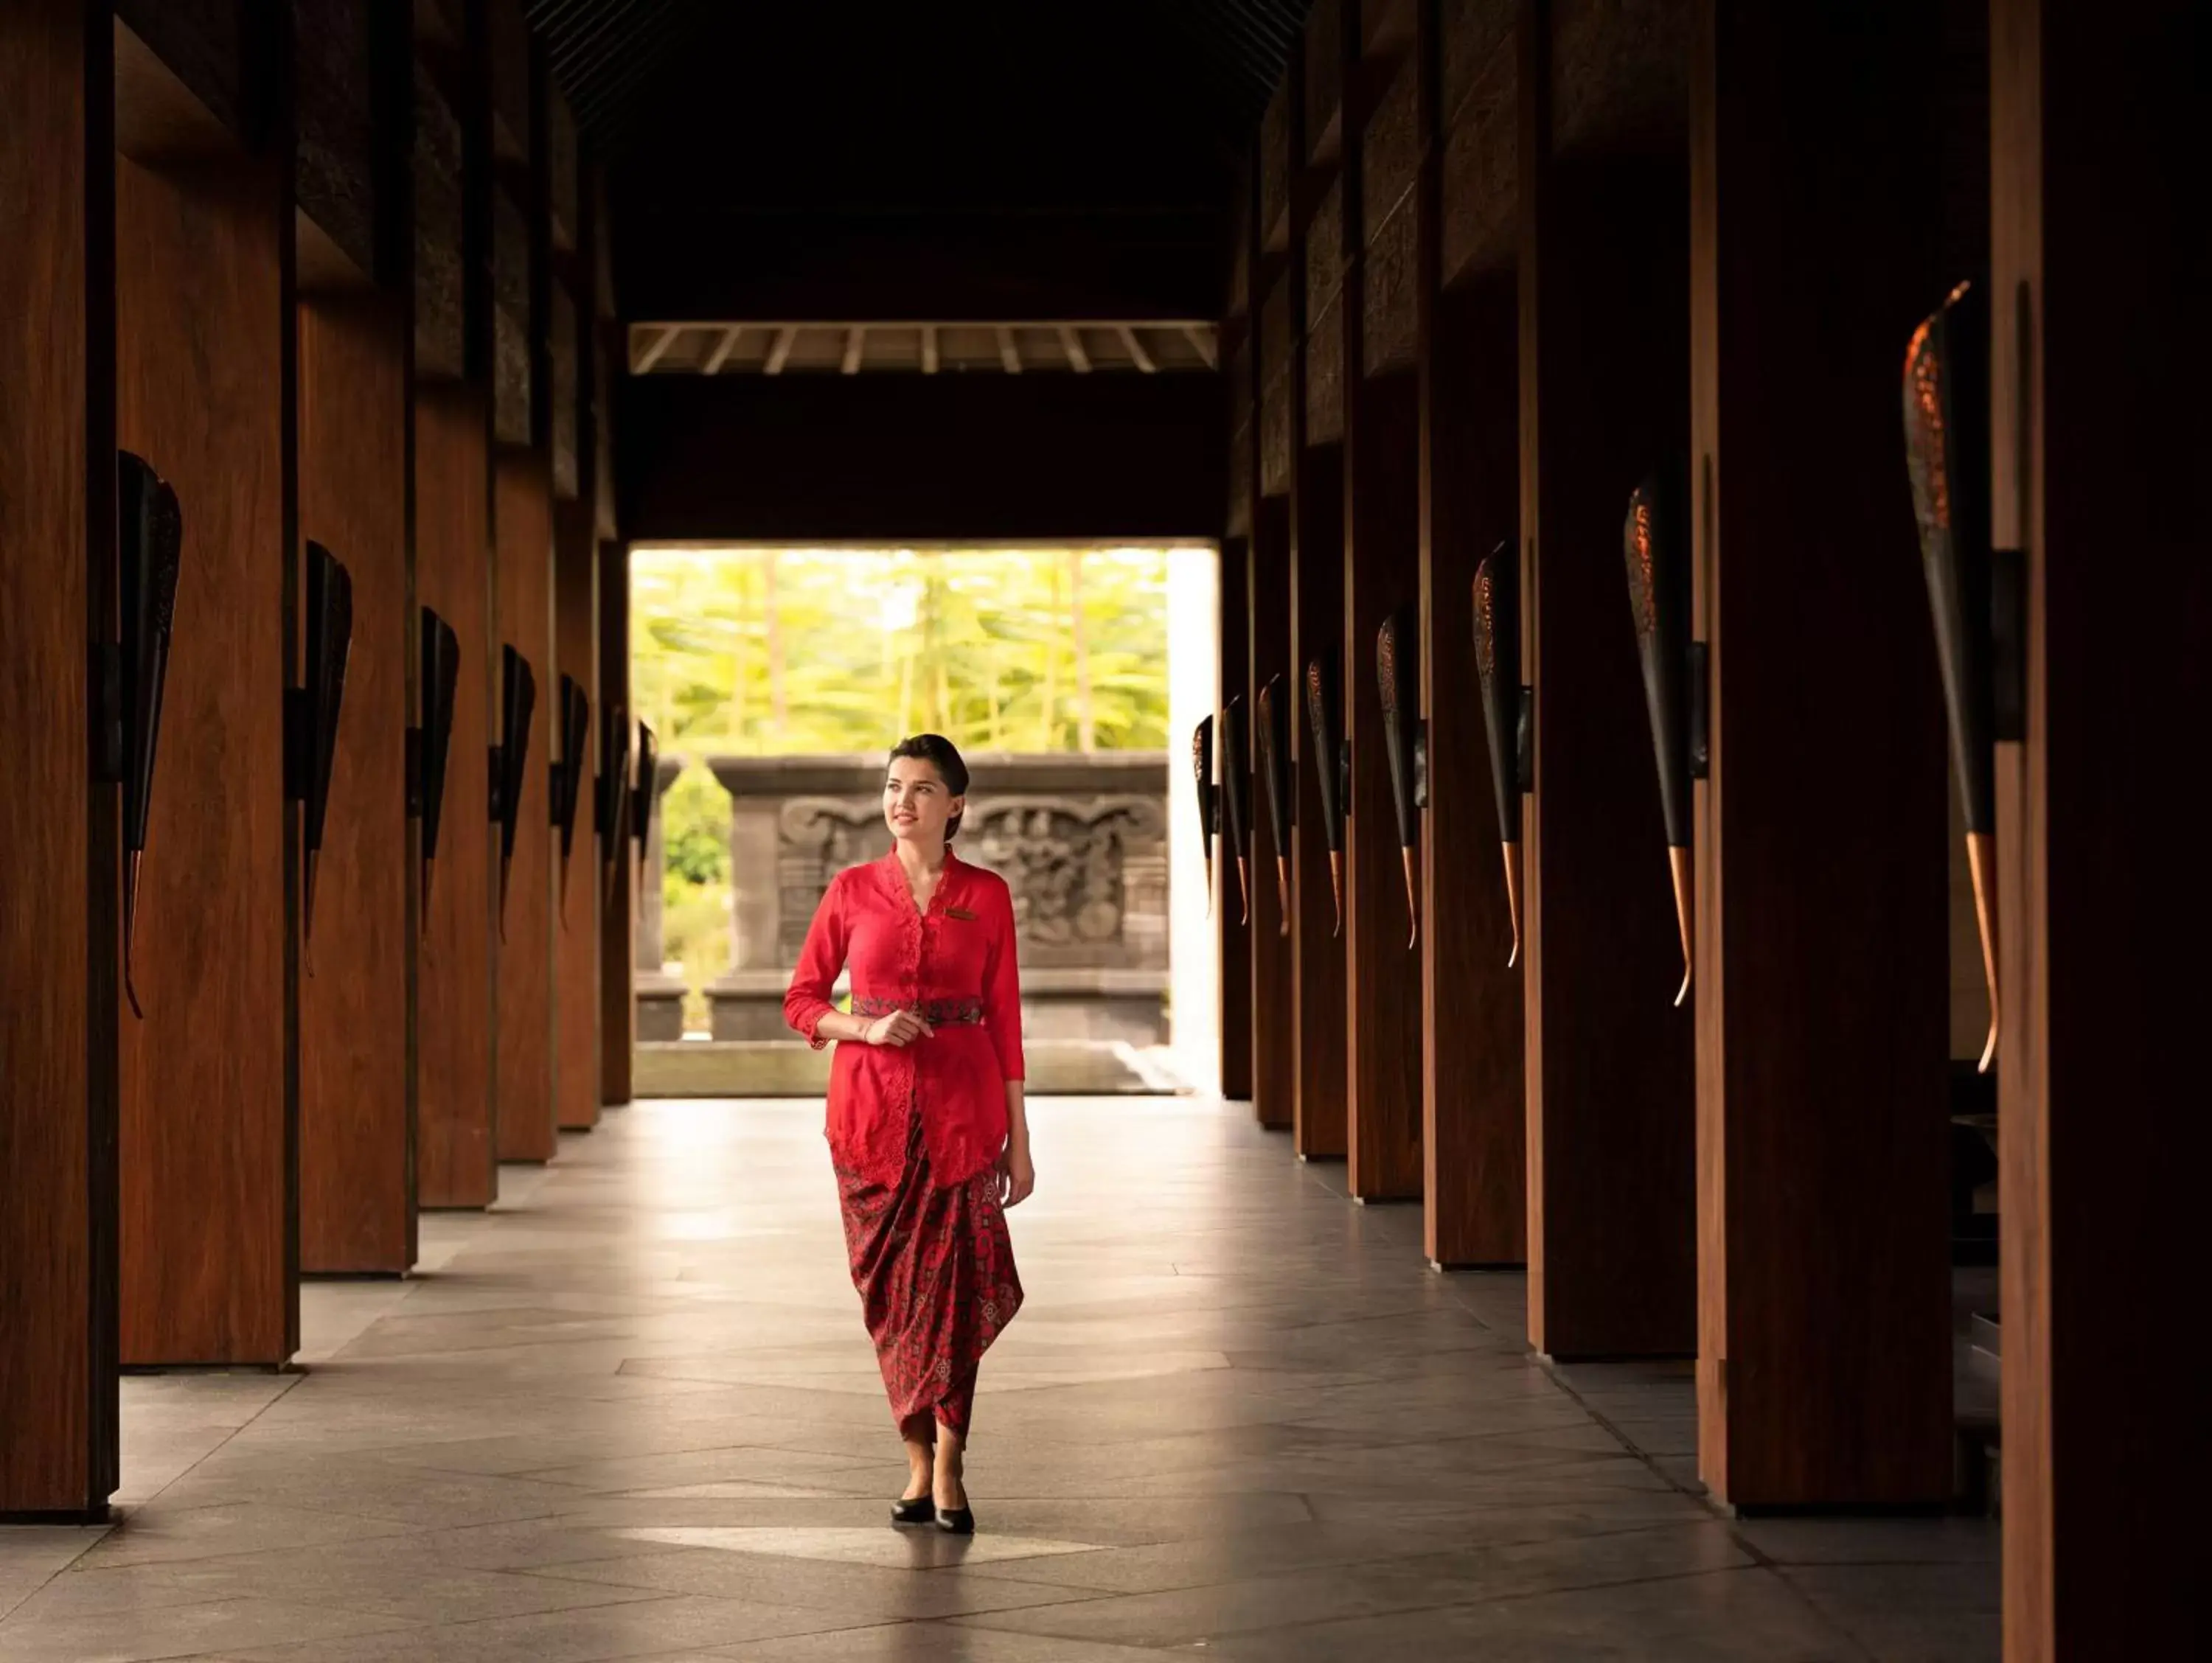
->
[784,734,1034,1535]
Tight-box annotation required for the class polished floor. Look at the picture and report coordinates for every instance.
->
[0,1096,1997,1662]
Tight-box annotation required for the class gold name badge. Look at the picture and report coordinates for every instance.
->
[947,906,978,921]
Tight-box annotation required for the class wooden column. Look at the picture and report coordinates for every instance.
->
[1514,0,1694,1357]
[1993,3,2207,1653]
[1343,46,1425,1203]
[597,538,634,1106]
[553,498,599,1132]
[1687,0,1952,1507]
[1250,290,1296,1131]
[1421,0,1525,1268]
[297,292,415,1274]
[1216,529,1254,1104]
[493,452,556,1160]
[414,383,497,1206]
[114,53,296,1367]
[1,0,119,1518]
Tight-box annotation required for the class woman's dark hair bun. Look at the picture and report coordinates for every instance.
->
[888,733,970,839]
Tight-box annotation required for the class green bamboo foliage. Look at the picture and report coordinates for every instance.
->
[631,546,1180,758]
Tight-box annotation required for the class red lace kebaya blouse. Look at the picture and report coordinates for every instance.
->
[784,847,1025,1187]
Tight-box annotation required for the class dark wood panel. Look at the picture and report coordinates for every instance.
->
[1688,0,1951,1507]
[1339,52,1425,1202]
[1217,537,1253,1103]
[116,155,293,1367]
[597,539,635,1107]
[297,296,414,1275]
[1293,446,1349,1160]
[414,383,496,1205]
[114,0,253,144]
[412,63,465,379]
[293,0,376,282]
[0,0,116,1518]
[1422,270,1525,1266]
[554,501,599,1132]
[1994,4,2208,1654]
[1249,498,1295,1131]
[1344,369,1425,1202]
[491,186,531,448]
[495,454,555,1161]
[620,374,1223,545]
[1516,0,1694,1358]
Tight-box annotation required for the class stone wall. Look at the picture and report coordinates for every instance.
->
[636,753,1170,1046]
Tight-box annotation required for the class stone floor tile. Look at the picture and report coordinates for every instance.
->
[0,1098,1995,1660]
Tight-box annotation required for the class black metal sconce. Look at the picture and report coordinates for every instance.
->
[288,541,354,965]
[1304,650,1347,937]
[1256,674,1294,935]
[1472,543,1527,966]
[1376,607,1425,950]
[116,450,182,1019]
[492,644,535,938]
[414,607,459,907]
[1624,461,1695,1006]
[552,673,589,924]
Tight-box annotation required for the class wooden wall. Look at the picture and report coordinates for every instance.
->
[1514,1,1695,1359]
[1688,0,1952,1508]
[414,383,496,1207]
[597,538,634,1107]
[115,150,293,1367]
[493,453,555,1162]
[297,294,414,1274]
[0,0,118,1517]
[1994,2,2208,1653]
[553,501,599,1132]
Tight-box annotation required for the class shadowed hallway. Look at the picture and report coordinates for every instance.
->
[1,1098,1992,1662]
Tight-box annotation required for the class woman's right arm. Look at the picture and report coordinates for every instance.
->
[784,874,931,1050]
[785,876,851,1049]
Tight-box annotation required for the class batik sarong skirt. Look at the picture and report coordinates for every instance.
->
[835,1111,1023,1435]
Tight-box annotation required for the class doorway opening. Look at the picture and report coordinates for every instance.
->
[625,541,1220,1097]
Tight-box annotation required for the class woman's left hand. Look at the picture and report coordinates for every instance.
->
[998,1141,1034,1209]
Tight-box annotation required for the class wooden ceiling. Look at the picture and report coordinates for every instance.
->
[627,321,1220,377]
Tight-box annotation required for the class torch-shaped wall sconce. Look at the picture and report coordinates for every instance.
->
[491,644,535,939]
[1219,696,1253,927]
[288,541,354,966]
[1376,607,1425,950]
[1256,674,1294,935]
[414,608,459,907]
[1304,651,1347,936]
[595,696,628,903]
[116,450,182,1019]
[630,721,658,906]
[1472,544,1529,966]
[552,673,589,925]
[1190,715,1216,915]
[1904,278,2014,1074]
[1624,462,1697,1006]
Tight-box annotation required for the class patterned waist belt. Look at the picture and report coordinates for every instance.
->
[853,995,986,1027]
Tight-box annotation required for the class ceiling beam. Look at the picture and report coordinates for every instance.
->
[997,327,1023,374]
[1181,323,1218,370]
[841,327,867,375]
[702,325,743,374]
[632,324,681,372]
[1118,325,1157,374]
[764,326,798,375]
[1057,325,1092,374]
[921,325,939,375]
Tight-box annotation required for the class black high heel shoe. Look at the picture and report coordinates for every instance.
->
[935,1503,975,1535]
[891,1494,934,1526]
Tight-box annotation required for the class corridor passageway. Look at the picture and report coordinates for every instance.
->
[0,1098,1994,1662]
